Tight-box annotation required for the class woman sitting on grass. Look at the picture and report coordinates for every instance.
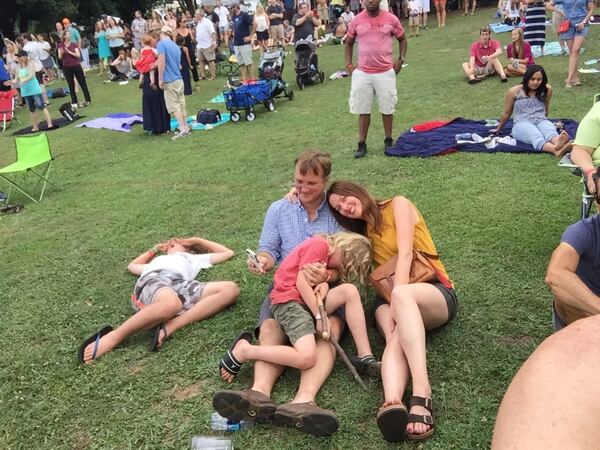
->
[504,27,534,77]
[219,232,378,382]
[491,65,573,156]
[327,181,458,443]
[78,237,239,364]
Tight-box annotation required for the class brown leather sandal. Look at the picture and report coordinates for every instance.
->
[406,395,435,441]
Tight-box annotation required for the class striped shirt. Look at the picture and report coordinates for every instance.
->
[258,197,342,264]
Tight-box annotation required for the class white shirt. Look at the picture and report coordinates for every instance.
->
[23,41,43,72]
[141,252,213,280]
[341,11,355,24]
[38,41,52,61]
[195,18,216,49]
[215,6,230,25]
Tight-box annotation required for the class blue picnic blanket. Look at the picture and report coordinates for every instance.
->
[385,118,579,158]
[489,23,514,33]
[170,112,230,131]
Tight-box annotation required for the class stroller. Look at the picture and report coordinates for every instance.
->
[294,39,325,90]
[258,46,294,101]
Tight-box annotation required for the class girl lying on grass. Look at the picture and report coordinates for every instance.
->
[78,237,239,364]
[219,232,377,381]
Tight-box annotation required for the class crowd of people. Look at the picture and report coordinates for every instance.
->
[1,0,599,445]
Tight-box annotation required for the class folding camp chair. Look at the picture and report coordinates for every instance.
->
[558,153,595,219]
[0,133,57,203]
[0,89,21,133]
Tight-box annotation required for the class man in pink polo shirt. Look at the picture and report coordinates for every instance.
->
[462,25,507,84]
[345,0,407,159]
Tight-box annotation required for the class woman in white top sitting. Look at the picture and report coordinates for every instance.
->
[78,237,240,364]
[254,4,271,53]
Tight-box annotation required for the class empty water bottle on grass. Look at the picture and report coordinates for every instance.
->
[210,412,253,431]
[191,436,233,450]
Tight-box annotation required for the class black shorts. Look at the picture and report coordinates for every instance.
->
[374,282,458,324]
[256,30,269,41]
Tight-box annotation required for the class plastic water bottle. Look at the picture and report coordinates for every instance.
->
[191,436,233,450]
[210,412,253,431]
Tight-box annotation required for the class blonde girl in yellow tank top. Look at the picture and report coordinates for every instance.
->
[327,180,458,443]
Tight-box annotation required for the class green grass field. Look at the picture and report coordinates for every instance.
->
[1,7,598,449]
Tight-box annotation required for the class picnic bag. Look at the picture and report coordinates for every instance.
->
[196,109,221,125]
[59,102,79,122]
[369,250,440,303]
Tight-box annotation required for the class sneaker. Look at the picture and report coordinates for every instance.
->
[354,142,367,159]
[384,137,394,151]
[171,128,191,141]
[118,80,129,86]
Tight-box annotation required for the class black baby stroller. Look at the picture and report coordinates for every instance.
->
[258,46,294,101]
[294,39,324,90]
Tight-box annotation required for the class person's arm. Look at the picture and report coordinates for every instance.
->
[344,34,356,72]
[295,14,310,25]
[180,237,235,265]
[490,88,516,133]
[110,57,121,67]
[311,14,321,26]
[576,1,595,30]
[183,46,192,66]
[545,0,561,13]
[297,271,320,317]
[18,64,36,83]
[571,145,598,193]
[390,196,417,287]
[254,203,283,273]
[545,242,600,318]
[127,243,168,275]
[393,29,407,74]
[157,51,166,88]
[58,44,64,60]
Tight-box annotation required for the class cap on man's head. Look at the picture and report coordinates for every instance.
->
[161,25,174,36]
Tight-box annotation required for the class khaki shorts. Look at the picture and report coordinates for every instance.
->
[164,78,186,114]
[271,301,315,345]
[234,44,253,66]
[269,24,284,40]
[317,5,329,20]
[349,68,398,115]
[197,46,216,64]
[474,62,496,77]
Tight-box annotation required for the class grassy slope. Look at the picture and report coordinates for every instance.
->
[0,8,598,449]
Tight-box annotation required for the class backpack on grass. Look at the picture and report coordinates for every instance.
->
[59,102,79,122]
[196,109,221,125]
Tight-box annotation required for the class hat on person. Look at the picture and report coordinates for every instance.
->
[15,50,28,58]
[160,25,174,36]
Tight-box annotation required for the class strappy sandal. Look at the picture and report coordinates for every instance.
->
[406,395,435,441]
[219,331,253,381]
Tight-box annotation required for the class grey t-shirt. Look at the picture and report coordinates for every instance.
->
[292,13,314,42]
[561,214,600,296]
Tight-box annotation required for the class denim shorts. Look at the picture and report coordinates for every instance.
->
[24,94,45,112]
[559,23,589,40]
[373,282,459,324]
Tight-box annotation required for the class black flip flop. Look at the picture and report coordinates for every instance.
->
[0,204,24,214]
[468,78,481,84]
[150,323,167,352]
[77,325,113,364]
[219,331,253,381]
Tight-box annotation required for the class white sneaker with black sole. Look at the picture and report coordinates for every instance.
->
[171,128,191,141]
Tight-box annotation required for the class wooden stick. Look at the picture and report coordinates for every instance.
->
[315,292,367,390]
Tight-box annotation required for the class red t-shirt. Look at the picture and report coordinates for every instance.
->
[58,42,80,68]
[347,10,405,74]
[270,236,330,305]
[470,39,501,68]
[506,42,534,66]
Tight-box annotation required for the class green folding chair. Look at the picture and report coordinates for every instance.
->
[0,133,57,203]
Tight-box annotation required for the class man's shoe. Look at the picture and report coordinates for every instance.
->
[213,389,276,424]
[275,402,339,437]
[172,128,191,141]
[384,137,394,151]
[354,142,367,159]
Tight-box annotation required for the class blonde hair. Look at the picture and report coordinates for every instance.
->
[326,232,372,288]
[256,4,265,14]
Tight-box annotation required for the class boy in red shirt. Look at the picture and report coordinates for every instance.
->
[462,25,508,84]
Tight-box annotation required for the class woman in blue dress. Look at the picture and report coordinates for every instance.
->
[94,21,111,77]
[547,0,595,87]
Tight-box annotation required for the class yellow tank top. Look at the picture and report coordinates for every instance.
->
[367,199,452,285]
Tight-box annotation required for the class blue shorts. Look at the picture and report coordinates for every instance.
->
[559,23,589,40]
[24,94,45,112]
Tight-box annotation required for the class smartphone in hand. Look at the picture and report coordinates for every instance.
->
[246,249,264,272]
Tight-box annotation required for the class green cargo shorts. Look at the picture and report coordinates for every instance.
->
[271,301,315,345]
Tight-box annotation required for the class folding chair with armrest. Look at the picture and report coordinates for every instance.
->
[0,89,22,133]
[0,133,57,203]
